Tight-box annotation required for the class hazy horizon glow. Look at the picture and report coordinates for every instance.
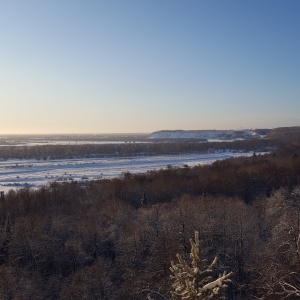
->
[1,1,300,134]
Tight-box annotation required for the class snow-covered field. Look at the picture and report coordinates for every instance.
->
[0,134,149,146]
[0,152,258,193]
[0,140,149,147]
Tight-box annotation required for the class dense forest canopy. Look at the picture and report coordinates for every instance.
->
[0,134,300,299]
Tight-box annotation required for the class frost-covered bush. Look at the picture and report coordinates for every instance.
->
[169,231,233,300]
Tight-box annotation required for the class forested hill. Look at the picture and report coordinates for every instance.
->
[266,126,300,141]
[148,127,300,142]
[148,129,263,140]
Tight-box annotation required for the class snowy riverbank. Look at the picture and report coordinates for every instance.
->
[0,151,260,192]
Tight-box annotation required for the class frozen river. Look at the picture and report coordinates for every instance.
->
[0,152,257,192]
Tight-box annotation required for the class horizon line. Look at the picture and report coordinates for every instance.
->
[1,126,300,136]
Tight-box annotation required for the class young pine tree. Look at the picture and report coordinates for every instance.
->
[169,231,233,300]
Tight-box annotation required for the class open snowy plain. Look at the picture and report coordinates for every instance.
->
[0,152,258,193]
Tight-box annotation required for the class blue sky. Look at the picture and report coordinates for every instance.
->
[1,0,299,134]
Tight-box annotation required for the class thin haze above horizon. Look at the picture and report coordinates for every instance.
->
[1,0,299,134]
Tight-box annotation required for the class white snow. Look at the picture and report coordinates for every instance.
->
[148,130,260,140]
[0,140,149,147]
[0,152,259,193]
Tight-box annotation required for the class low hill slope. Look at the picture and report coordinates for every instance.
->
[148,129,262,140]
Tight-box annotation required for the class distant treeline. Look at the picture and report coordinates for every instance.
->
[266,126,300,140]
[0,139,282,160]
[1,141,300,299]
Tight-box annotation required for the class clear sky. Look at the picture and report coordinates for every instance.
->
[1,0,299,134]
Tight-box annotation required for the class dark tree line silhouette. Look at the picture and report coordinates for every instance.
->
[0,139,281,160]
